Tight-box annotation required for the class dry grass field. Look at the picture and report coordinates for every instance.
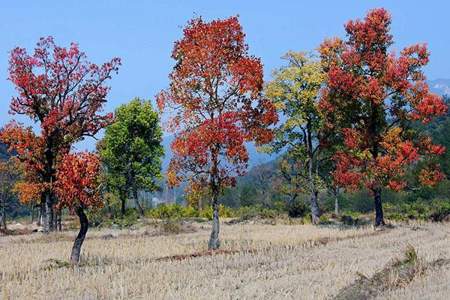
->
[1,220,450,299]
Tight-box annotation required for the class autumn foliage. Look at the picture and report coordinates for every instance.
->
[319,8,447,225]
[55,152,102,211]
[158,16,277,248]
[158,17,277,191]
[0,36,120,231]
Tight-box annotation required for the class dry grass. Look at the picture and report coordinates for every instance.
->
[1,221,450,299]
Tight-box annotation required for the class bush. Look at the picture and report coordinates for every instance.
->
[233,205,279,220]
[429,199,450,222]
[114,209,139,227]
[287,199,308,218]
[159,220,182,234]
[145,203,234,220]
[145,204,195,219]
[198,204,234,220]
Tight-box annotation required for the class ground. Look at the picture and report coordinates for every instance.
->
[1,219,450,299]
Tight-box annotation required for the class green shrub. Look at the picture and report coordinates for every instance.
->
[145,203,234,220]
[287,199,308,218]
[113,209,139,227]
[197,204,234,220]
[232,205,280,220]
[318,214,331,224]
[429,199,450,222]
[145,204,193,219]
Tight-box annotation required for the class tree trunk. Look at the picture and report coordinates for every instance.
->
[37,204,44,226]
[57,210,62,231]
[30,205,34,223]
[0,201,6,230]
[334,187,340,216]
[334,194,339,216]
[70,206,89,265]
[120,192,126,218]
[374,188,385,227]
[43,192,54,233]
[306,123,321,225]
[133,187,144,216]
[208,189,220,250]
[310,190,321,224]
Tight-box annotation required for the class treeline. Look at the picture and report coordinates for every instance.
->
[0,8,448,264]
[220,99,450,215]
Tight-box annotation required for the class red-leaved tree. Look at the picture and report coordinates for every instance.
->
[55,152,101,264]
[319,8,447,226]
[0,37,120,232]
[157,17,277,249]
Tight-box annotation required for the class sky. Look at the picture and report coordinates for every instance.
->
[0,0,449,150]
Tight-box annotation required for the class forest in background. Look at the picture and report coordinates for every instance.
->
[2,94,449,223]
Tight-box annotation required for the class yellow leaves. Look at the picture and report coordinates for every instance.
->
[265,51,325,112]
[13,181,43,204]
[381,127,402,152]
[167,168,181,187]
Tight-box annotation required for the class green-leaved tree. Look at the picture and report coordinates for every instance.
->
[99,98,164,216]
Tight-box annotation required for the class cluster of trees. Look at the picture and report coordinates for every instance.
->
[0,8,447,262]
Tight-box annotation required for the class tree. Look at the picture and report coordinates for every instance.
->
[0,159,21,230]
[157,17,277,249]
[0,37,120,232]
[55,152,101,264]
[265,52,326,223]
[319,8,447,226]
[99,98,164,217]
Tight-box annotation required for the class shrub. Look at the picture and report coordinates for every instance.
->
[233,205,279,220]
[429,199,450,222]
[145,204,192,219]
[287,199,308,218]
[159,220,182,235]
[113,209,140,227]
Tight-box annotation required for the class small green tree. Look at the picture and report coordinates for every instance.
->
[265,52,326,224]
[99,98,164,216]
[0,159,21,230]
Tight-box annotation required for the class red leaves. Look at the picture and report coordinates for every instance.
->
[412,93,448,123]
[8,36,119,140]
[229,57,264,98]
[320,8,447,192]
[55,152,102,211]
[327,66,359,95]
[342,128,360,149]
[2,37,120,208]
[160,16,277,191]
[419,166,445,187]
[387,180,406,192]
[345,8,393,57]
[0,121,45,176]
[332,152,362,190]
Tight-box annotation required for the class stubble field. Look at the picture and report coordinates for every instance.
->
[1,220,450,299]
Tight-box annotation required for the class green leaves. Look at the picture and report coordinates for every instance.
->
[99,98,164,195]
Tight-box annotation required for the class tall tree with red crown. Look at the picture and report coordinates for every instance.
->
[157,17,277,249]
[319,8,447,226]
[55,152,101,264]
[0,37,120,232]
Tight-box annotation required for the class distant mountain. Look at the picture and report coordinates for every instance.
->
[428,79,450,96]
[161,135,277,171]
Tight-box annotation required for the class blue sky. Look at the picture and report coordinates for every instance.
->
[1,0,449,150]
